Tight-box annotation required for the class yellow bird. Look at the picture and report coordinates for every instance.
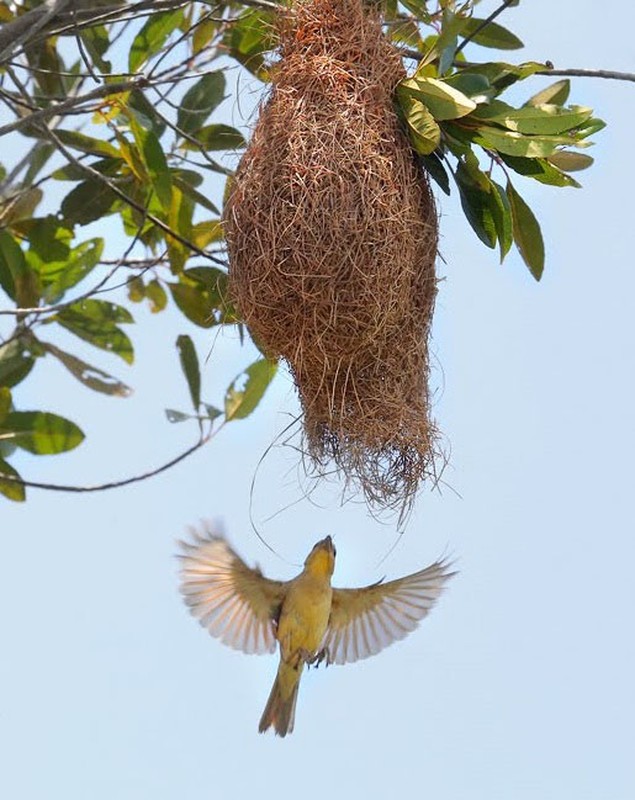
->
[178,523,455,737]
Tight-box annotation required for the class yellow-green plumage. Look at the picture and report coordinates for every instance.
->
[178,524,455,736]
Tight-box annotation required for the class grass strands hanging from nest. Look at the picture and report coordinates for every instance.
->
[224,0,441,514]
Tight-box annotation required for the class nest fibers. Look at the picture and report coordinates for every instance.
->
[224,0,441,513]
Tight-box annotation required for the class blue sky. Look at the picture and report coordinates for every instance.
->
[1,2,634,798]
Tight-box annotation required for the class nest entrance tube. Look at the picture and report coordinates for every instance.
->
[224,0,440,513]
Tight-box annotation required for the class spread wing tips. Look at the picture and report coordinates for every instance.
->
[177,522,281,656]
[325,556,457,665]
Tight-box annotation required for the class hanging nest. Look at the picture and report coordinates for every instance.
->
[224,0,440,512]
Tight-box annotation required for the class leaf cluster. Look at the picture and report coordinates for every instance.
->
[392,3,605,279]
[0,2,274,500]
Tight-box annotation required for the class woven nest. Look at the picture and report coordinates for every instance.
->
[224,0,440,512]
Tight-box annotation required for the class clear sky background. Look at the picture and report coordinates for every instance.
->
[1,2,634,798]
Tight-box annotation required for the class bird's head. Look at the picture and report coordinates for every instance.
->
[304,535,336,577]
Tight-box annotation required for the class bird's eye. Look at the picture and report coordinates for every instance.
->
[333,546,337,557]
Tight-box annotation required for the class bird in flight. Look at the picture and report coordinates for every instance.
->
[178,523,455,737]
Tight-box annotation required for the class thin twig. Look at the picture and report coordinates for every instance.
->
[0,78,146,137]
[533,66,635,83]
[0,432,214,494]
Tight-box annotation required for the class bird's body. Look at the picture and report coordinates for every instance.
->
[259,540,334,735]
[178,525,454,737]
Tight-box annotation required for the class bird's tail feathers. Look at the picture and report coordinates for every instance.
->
[258,661,301,737]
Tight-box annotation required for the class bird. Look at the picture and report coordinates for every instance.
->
[177,522,456,737]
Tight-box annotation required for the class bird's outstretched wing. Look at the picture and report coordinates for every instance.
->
[323,559,456,665]
[178,523,287,655]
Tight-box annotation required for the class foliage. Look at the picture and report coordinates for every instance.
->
[0,0,605,500]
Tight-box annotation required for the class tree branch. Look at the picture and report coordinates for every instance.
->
[399,47,635,83]
[533,67,635,83]
[0,432,214,494]
[0,0,72,63]
[0,1,192,64]
[0,78,146,138]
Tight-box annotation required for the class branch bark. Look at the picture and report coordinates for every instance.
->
[0,432,213,494]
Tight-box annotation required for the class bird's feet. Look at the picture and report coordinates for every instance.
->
[307,647,330,669]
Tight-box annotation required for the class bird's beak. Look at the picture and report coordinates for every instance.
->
[323,535,334,552]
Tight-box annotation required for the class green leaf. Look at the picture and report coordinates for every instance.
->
[0,230,40,307]
[26,40,66,97]
[23,142,55,187]
[473,102,593,135]
[400,77,476,120]
[455,159,497,248]
[192,16,217,55]
[525,79,570,108]
[43,341,132,397]
[506,181,545,280]
[55,130,120,158]
[176,71,225,136]
[52,156,123,182]
[176,334,201,412]
[224,10,274,79]
[80,25,111,73]
[441,121,474,157]
[457,61,547,92]
[573,117,606,139]
[128,277,145,305]
[444,71,492,99]
[396,87,441,155]
[499,154,581,188]
[129,9,184,72]
[130,118,172,211]
[168,268,234,328]
[165,408,192,423]
[418,152,450,195]
[34,237,104,303]
[547,151,594,172]
[434,8,464,75]
[0,231,20,300]
[60,298,133,325]
[203,404,222,422]
[0,340,35,388]
[490,181,513,261]
[61,179,117,226]
[127,90,166,140]
[191,220,224,249]
[165,187,194,272]
[0,186,43,225]
[21,215,71,264]
[0,411,84,454]
[181,124,245,151]
[171,173,219,215]
[54,299,134,364]
[145,279,168,313]
[0,386,10,422]
[471,126,579,158]
[397,0,432,20]
[0,457,25,502]
[169,282,215,327]
[171,168,204,188]
[224,358,278,421]
[389,17,424,50]
[460,18,523,50]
